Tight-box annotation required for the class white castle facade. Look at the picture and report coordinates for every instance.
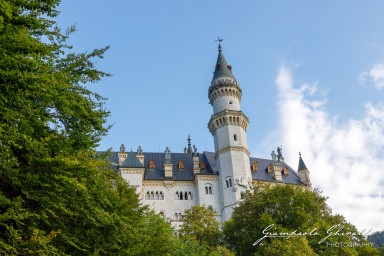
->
[110,43,311,226]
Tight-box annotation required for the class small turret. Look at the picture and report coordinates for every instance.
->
[298,152,311,187]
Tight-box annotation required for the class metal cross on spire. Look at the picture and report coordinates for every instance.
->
[215,37,223,50]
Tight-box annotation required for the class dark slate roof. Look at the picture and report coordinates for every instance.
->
[249,157,302,185]
[109,151,303,185]
[203,152,303,185]
[122,153,143,167]
[109,152,214,181]
[211,46,237,84]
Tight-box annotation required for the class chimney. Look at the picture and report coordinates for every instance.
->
[163,147,173,178]
[118,144,127,165]
[192,145,200,175]
[136,146,144,165]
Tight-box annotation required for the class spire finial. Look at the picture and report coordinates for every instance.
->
[215,37,223,51]
[299,151,301,157]
[187,134,193,153]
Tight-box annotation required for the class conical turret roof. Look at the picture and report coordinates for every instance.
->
[298,152,308,171]
[211,43,237,84]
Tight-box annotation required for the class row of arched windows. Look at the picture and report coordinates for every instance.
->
[175,191,193,200]
[159,210,184,221]
[161,208,215,221]
[145,191,164,200]
[210,87,241,102]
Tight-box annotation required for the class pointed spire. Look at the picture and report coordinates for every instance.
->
[298,152,308,171]
[211,38,237,85]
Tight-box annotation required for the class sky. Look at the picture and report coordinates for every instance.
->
[57,1,384,231]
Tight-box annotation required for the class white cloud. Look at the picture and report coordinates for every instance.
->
[358,63,384,90]
[268,65,384,231]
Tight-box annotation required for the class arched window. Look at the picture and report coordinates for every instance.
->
[145,191,150,200]
[205,184,213,195]
[225,177,232,188]
[155,191,159,200]
[150,191,154,200]
[174,211,182,221]
[208,205,214,213]
[149,160,155,169]
[178,160,184,169]
[180,191,183,200]
[184,191,188,200]
[160,191,164,200]
[159,211,165,219]
[188,192,192,200]
[251,161,259,171]
[175,191,179,200]
[234,134,237,141]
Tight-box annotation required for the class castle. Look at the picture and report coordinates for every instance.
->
[109,43,311,226]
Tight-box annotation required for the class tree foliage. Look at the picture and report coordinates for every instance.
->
[179,205,221,246]
[223,184,380,256]
[0,0,192,255]
[179,205,235,256]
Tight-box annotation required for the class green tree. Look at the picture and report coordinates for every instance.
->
[179,206,221,246]
[223,184,380,256]
[0,0,187,255]
[179,205,235,256]
[259,237,316,256]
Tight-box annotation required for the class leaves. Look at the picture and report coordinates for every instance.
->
[223,184,380,256]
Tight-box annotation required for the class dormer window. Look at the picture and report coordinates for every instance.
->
[199,162,206,169]
[267,164,273,173]
[251,161,259,171]
[215,64,221,70]
[283,167,289,175]
[149,160,155,169]
[178,160,184,169]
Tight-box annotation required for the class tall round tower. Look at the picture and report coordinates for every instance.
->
[208,42,252,221]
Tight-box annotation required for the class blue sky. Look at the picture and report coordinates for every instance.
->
[58,1,384,230]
